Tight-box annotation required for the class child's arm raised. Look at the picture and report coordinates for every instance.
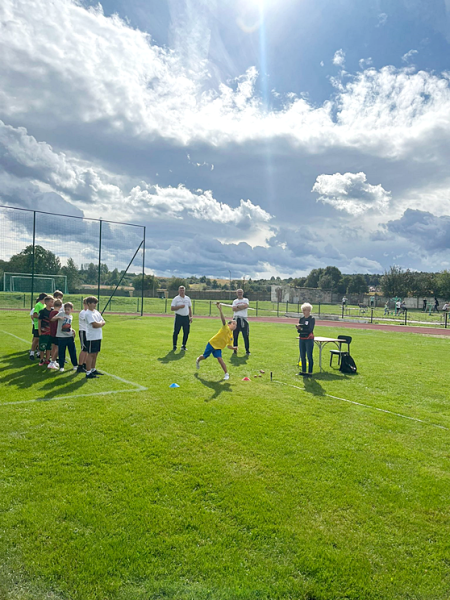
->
[216,302,226,326]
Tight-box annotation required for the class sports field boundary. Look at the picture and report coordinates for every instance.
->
[1,330,147,407]
[1,308,449,335]
[273,380,449,431]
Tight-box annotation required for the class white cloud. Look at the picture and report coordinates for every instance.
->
[402,49,418,63]
[359,57,373,69]
[332,49,346,67]
[377,13,388,27]
[312,172,391,215]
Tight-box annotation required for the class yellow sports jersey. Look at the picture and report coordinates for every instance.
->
[209,324,233,350]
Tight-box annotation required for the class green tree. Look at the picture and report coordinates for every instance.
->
[291,277,307,288]
[85,263,98,285]
[168,277,188,293]
[211,279,219,289]
[9,245,61,275]
[347,274,369,294]
[337,275,351,295]
[61,258,80,293]
[108,268,120,286]
[318,274,334,290]
[323,266,342,290]
[133,274,159,292]
[304,268,322,288]
[436,271,450,298]
[380,266,410,297]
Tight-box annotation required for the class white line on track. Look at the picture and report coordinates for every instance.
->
[1,329,147,406]
[273,380,449,431]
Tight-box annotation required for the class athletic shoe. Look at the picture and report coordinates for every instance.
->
[29,352,35,360]
[59,368,65,373]
[246,352,251,356]
[297,372,306,377]
[172,346,177,351]
[92,370,104,376]
[39,359,45,366]
[233,350,237,354]
[223,373,230,380]
[196,358,200,370]
[76,365,86,373]
[181,345,187,351]
[47,362,58,370]
[36,351,40,358]
[86,372,98,379]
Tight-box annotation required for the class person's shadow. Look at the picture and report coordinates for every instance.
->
[194,373,232,402]
[157,350,186,364]
[0,351,87,399]
[299,371,348,397]
[230,353,249,366]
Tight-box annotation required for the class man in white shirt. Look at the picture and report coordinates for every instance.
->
[171,286,193,351]
[232,288,250,355]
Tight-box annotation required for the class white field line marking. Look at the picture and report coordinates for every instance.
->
[1,330,147,406]
[273,380,449,431]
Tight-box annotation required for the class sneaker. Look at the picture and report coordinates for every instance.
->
[36,351,41,358]
[76,365,86,373]
[47,362,57,370]
[233,350,237,354]
[172,346,177,351]
[223,373,230,380]
[298,372,306,377]
[246,351,251,356]
[196,358,200,370]
[86,372,98,379]
[59,368,65,373]
[181,345,187,351]
[29,352,35,360]
[92,370,104,376]
[39,360,45,366]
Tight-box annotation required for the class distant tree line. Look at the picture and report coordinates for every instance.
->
[2,246,450,299]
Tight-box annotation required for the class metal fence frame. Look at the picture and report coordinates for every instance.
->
[0,205,146,316]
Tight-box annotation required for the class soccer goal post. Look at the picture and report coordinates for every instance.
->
[3,272,68,294]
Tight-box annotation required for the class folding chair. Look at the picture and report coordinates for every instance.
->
[330,335,352,367]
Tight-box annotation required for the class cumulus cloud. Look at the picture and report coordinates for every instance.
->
[332,49,346,67]
[386,209,450,252]
[312,172,391,215]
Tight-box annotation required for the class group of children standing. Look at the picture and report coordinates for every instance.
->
[29,292,105,379]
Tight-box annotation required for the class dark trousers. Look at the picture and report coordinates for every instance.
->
[299,338,314,374]
[173,314,190,347]
[233,318,250,353]
[58,337,78,369]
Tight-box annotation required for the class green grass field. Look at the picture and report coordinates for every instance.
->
[1,292,447,329]
[1,310,450,600]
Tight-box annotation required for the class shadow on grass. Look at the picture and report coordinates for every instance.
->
[194,373,232,402]
[295,371,349,397]
[0,351,87,399]
[230,353,249,366]
[158,350,186,364]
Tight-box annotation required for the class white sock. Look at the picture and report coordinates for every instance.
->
[30,351,34,356]
[86,369,92,375]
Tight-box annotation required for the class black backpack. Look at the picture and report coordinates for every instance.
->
[340,354,357,374]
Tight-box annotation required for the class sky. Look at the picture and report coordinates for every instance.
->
[1,0,450,278]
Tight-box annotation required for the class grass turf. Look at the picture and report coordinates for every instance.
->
[0,310,450,600]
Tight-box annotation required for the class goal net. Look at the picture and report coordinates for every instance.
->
[4,273,68,294]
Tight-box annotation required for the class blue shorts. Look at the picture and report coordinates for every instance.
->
[203,342,222,359]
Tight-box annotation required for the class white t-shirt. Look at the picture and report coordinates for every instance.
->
[171,295,191,317]
[56,311,74,338]
[232,297,249,318]
[85,309,104,341]
[79,309,87,332]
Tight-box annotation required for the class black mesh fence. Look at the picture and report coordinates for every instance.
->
[0,205,145,314]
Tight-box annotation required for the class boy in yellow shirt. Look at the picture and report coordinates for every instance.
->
[196,303,237,380]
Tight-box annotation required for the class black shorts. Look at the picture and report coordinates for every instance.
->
[87,339,101,354]
[32,327,40,338]
[51,336,58,346]
[79,331,87,352]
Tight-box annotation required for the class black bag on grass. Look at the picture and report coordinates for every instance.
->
[339,354,357,374]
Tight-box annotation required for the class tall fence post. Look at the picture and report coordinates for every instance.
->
[445,312,448,329]
[404,309,407,326]
[318,302,321,317]
[209,301,211,316]
[371,308,373,324]
[97,219,102,309]
[165,298,167,313]
[341,303,344,318]
[277,302,279,317]
[286,301,288,314]
[30,210,36,309]
[141,226,146,317]
[256,300,259,316]
[193,300,196,316]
